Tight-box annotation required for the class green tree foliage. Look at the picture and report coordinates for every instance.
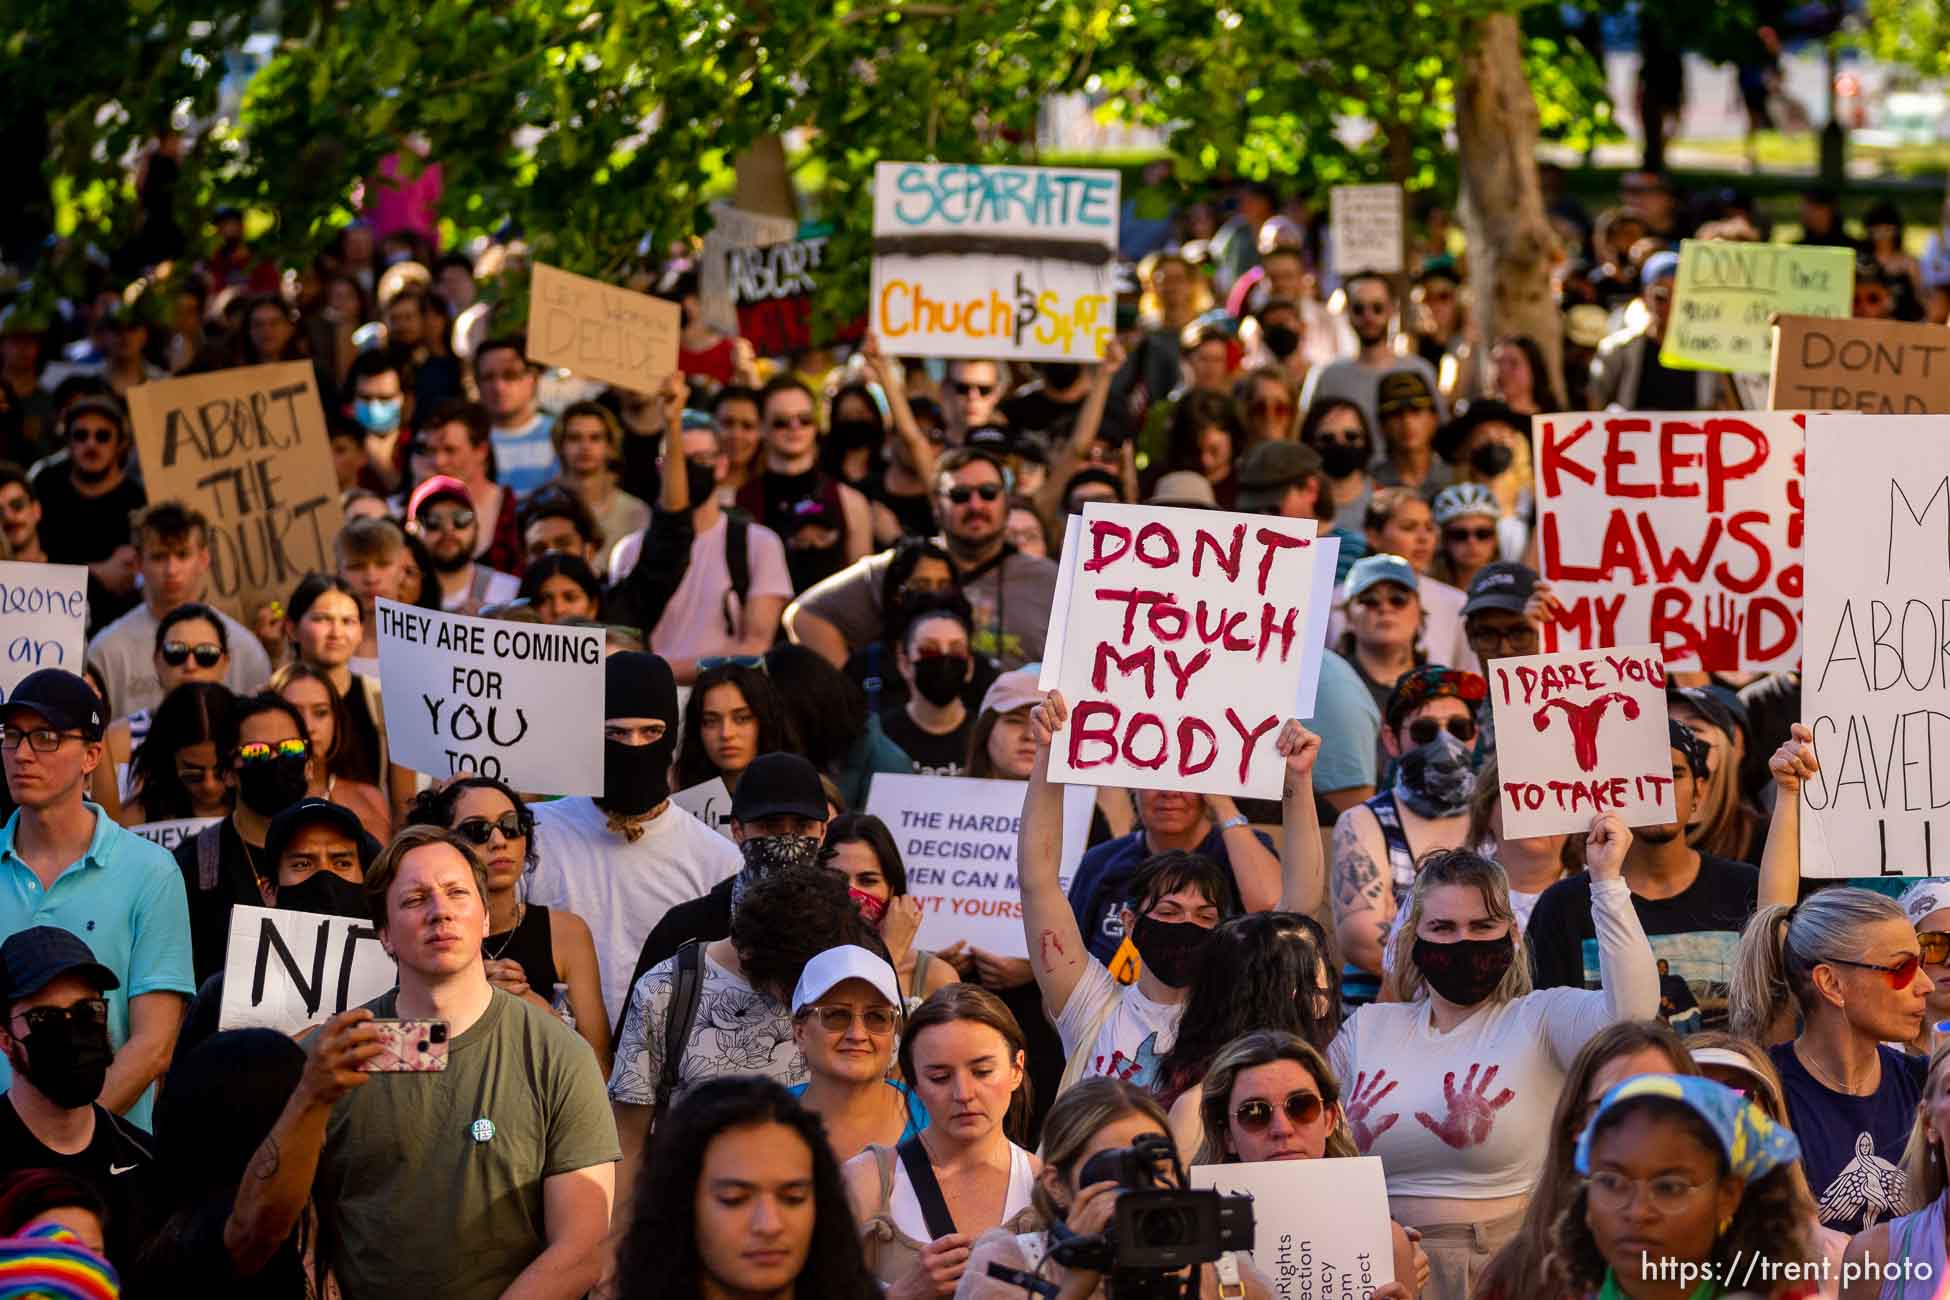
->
[1861,0,1950,78]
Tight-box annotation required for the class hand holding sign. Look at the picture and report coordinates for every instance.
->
[1769,723,1819,796]
[1584,812,1635,881]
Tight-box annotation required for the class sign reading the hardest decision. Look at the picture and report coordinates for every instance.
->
[1189,1157,1395,1299]
[218,905,396,1034]
[374,597,604,795]
[1660,240,1855,374]
[1043,503,1320,801]
[1487,644,1677,838]
[1533,410,1803,673]
[125,362,343,621]
[528,263,681,393]
[870,162,1120,361]
[1769,314,1950,414]
[0,560,86,699]
[1801,413,1950,877]
[1329,184,1405,276]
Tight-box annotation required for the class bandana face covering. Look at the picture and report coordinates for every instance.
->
[729,834,823,918]
[1392,729,1476,819]
[850,888,890,925]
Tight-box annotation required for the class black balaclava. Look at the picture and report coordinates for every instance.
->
[600,651,680,831]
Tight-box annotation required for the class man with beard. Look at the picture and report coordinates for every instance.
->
[526,652,742,1030]
[734,376,872,595]
[29,398,147,633]
[414,399,524,578]
[1526,723,1759,1029]
[1298,272,1444,436]
[406,473,518,615]
[0,669,192,1131]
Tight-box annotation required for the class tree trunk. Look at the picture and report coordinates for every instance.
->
[1455,11,1564,408]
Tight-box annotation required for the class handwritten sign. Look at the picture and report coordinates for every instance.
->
[1769,314,1950,414]
[0,561,86,699]
[698,205,800,334]
[725,221,865,355]
[1801,414,1950,876]
[863,774,1093,957]
[671,776,734,841]
[1534,410,1803,673]
[218,905,396,1034]
[1044,503,1319,800]
[130,817,221,853]
[1189,1157,1394,1298]
[1329,184,1405,277]
[374,597,603,794]
[870,162,1120,361]
[1487,645,1676,837]
[125,363,342,621]
[1660,240,1854,374]
[527,263,680,393]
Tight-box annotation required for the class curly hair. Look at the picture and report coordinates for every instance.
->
[675,664,797,791]
[729,865,884,1004]
[403,775,539,873]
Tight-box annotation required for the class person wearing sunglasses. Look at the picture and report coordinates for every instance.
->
[940,359,1008,443]
[1299,273,1443,454]
[786,945,924,1164]
[31,399,146,623]
[89,602,229,820]
[404,468,519,615]
[1236,364,1300,446]
[1429,482,1504,597]
[1844,1041,1950,1300]
[1899,880,1950,1059]
[735,375,873,596]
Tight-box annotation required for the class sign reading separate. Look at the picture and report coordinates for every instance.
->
[1045,503,1319,800]
[1329,184,1405,276]
[1801,413,1950,876]
[218,905,395,1034]
[864,775,1094,957]
[125,362,342,621]
[528,263,681,394]
[130,817,222,853]
[1534,410,1803,673]
[1487,645,1677,837]
[0,560,87,698]
[671,777,735,841]
[1660,240,1855,374]
[1189,1157,1395,1298]
[1769,314,1950,414]
[870,162,1120,361]
[374,597,603,794]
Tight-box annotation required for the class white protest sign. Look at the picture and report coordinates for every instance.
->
[1801,414,1950,876]
[1534,410,1803,673]
[1329,184,1405,276]
[374,598,604,795]
[129,817,221,853]
[0,561,87,698]
[671,777,735,841]
[865,774,1093,957]
[1189,1157,1395,1297]
[870,162,1120,361]
[1486,645,1677,838]
[1045,503,1319,800]
[218,905,396,1033]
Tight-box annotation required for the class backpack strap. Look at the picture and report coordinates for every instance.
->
[895,1135,960,1242]
[654,941,706,1120]
[721,516,751,638]
[196,822,224,893]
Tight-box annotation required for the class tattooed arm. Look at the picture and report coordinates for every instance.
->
[1331,807,1392,977]
[1020,691,1091,1021]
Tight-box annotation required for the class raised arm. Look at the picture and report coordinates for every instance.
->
[1021,691,1090,1020]
[1207,789,1282,914]
[1331,808,1392,977]
[1033,339,1124,524]
[1276,722,1325,915]
[1541,812,1659,1065]
[862,335,936,488]
[1758,722,1814,909]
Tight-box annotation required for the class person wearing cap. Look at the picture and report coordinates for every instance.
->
[1357,487,1472,668]
[0,669,193,1132]
[1335,552,1428,719]
[28,399,147,633]
[786,944,925,1163]
[412,397,524,586]
[1298,271,1444,440]
[1459,561,1554,679]
[0,927,156,1273]
[405,464,520,614]
[1371,369,1451,496]
[1560,303,1610,411]
[1234,438,1324,523]
[1589,249,1729,411]
[528,652,742,1031]
[262,797,381,916]
[1435,399,1531,548]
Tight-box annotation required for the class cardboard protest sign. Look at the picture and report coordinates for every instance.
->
[1044,503,1320,800]
[671,777,734,841]
[528,263,681,393]
[870,162,1120,360]
[864,775,1094,956]
[1660,240,1854,374]
[1769,314,1950,414]
[1189,1157,1394,1297]
[125,363,342,621]
[1487,645,1677,837]
[0,561,87,698]
[218,905,395,1033]
[724,220,865,355]
[698,205,800,334]
[1801,413,1950,876]
[1534,410,1803,673]
[1329,184,1405,276]
[374,598,603,794]
[129,817,221,853]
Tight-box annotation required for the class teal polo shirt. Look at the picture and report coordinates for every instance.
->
[0,802,195,1128]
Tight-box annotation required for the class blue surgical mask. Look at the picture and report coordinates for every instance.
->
[354,397,403,434]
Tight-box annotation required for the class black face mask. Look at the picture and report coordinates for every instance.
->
[237,755,311,818]
[912,654,969,707]
[684,460,717,507]
[277,870,370,919]
[601,735,674,816]
[1131,915,1213,989]
[1261,325,1301,359]
[1412,936,1514,1007]
[830,419,881,450]
[1317,441,1370,480]
[13,1013,113,1109]
[1469,442,1515,477]
[1041,362,1082,389]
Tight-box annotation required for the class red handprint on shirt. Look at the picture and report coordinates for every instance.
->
[1414,1063,1516,1149]
[1345,1069,1401,1151]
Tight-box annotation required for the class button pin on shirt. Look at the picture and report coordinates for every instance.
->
[471,1118,495,1143]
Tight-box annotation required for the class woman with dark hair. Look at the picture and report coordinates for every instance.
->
[396,528,442,609]
[518,552,603,624]
[114,681,237,827]
[94,601,232,818]
[848,538,971,717]
[1300,397,1377,536]
[823,381,888,492]
[1154,389,1245,508]
[674,663,796,795]
[1485,333,1557,414]
[284,573,388,789]
[612,1076,881,1300]
[821,812,959,1002]
[766,644,913,808]
[404,774,608,1070]
[272,662,390,839]
[0,1169,109,1258]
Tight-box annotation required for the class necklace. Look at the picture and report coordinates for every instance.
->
[1795,1037,1876,1096]
[239,834,274,905]
[485,901,525,962]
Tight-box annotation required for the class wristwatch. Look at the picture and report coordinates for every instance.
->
[1216,814,1249,832]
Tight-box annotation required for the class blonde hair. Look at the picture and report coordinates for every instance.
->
[1032,1078,1171,1225]
[1193,1030,1357,1166]
[1727,890,1909,1044]
[1384,850,1532,1004]
[1901,1040,1950,1211]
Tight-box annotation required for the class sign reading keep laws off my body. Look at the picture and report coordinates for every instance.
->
[375,598,603,795]
[871,162,1120,361]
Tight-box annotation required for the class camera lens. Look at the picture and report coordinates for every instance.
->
[429,1023,449,1043]
[1134,1206,1194,1249]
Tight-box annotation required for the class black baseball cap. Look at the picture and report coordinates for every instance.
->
[730,753,829,824]
[0,926,119,1003]
[1461,562,1539,619]
[0,669,106,741]
[264,798,382,871]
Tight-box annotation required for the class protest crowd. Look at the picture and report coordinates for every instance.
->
[4,144,1950,1300]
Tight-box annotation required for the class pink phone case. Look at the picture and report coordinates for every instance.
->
[362,1019,450,1072]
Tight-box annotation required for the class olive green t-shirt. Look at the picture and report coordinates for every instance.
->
[317,988,620,1300]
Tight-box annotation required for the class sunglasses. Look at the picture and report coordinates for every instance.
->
[949,380,998,397]
[1354,590,1413,612]
[1407,716,1477,745]
[237,738,308,765]
[11,999,108,1035]
[1233,1091,1325,1132]
[801,1005,898,1035]
[1921,931,1950,966]
[1444,526,1496,544]
[769,413,817,430]
[945,483,1004,505]
[418,508,476,532]
[160,641,223,669]
[1828,954,1923,990]
[68,424,117,447]
[455,813,528,845]
[1314,427,1366,444]
[698,654,765,671]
